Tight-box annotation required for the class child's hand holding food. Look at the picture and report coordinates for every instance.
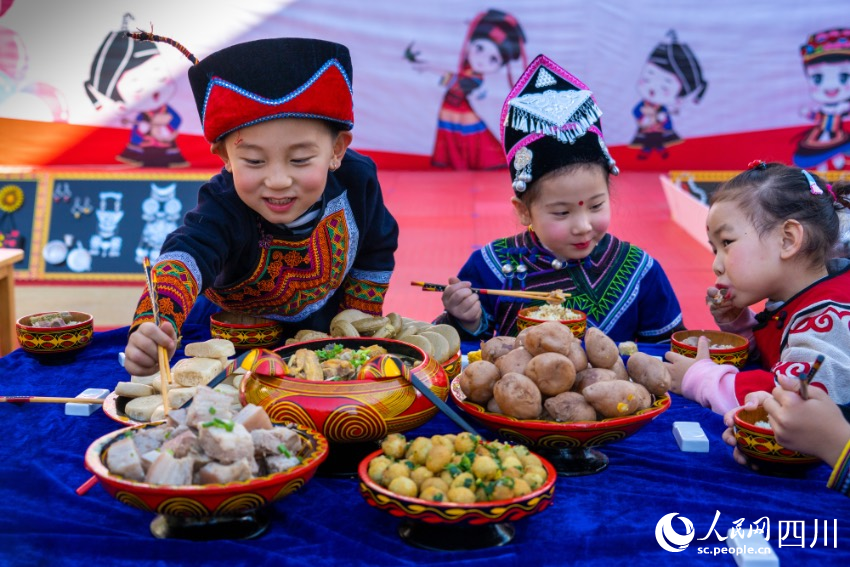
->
[442,277,483,334]
[706,286,742,325]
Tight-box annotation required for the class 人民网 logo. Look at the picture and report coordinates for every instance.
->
[655,512,695,552]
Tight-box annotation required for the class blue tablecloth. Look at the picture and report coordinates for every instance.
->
[1,327,848,566]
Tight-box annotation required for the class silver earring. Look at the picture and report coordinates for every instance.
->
[512,147,533,192]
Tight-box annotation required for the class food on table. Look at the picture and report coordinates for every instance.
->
[679,336,734,349]
[493,372,542,420]
[27,311,75,327]
[284,343,406,381]
[584,327,620,368]
[284,310,461,364]
[112,338,238,423]
[480,336,516,362]
[458,325,670,422]
[104,387,305,485]
[626,352,673,396]
[618,341,638,356]
[523,321,573,357]
[368,432,548,502]
[522,303,582,321]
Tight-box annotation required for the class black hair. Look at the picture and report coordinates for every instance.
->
[470,9,526,65]
[710,162,850,267]
[648,30,708,102]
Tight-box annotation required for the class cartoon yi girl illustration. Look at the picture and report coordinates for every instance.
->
[794,28,850,171]
[84,14,188,168]
[630,30,707,160]
[408,9,526,170]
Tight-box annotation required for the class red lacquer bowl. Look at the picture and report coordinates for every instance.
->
[85,422,329,519]
[210,311,285,350]
[671,329,749,369]
[516,307,587,339]
[241,337,448,444]
[16,311,93,358]
[357,448,556,527]
[733,406,822,476]
[450,377,670,476]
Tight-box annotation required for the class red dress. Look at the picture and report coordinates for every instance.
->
[430,69,505,170]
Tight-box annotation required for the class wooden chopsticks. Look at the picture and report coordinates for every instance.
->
[411,281,570,302]
[0,396,105,405]
[143,257,172,416]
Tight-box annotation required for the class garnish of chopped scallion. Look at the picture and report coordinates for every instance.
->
[201,417,234,432]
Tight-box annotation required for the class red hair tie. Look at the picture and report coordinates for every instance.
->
[747,159,766,170]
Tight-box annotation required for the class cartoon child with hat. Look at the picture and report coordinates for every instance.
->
[630,30,708,160]
[436,54,684,343]
[794,28,850,171]
[85,14,188,168]
[408,9,526,170]
[123,33,399,376]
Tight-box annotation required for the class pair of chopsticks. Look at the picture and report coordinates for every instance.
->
[143,257,172,416]
[0,396,105,405]
[411,281,570,302]
[797,354,825,400]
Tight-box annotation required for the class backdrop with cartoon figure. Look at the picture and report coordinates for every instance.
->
[0,0,847,173]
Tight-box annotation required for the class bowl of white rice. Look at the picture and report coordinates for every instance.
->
[516,305,586,338]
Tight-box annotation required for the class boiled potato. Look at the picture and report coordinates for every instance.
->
[523,321,574,357]
[493,372,542,419]
[582,380,652,418]
[610,357,629,380]
[480,336,516,362]
[566,340,589,372]
[493,347,532,376]
[626,352,672,396]
[458,360,501,404]
[524,352,576,396]
[584,327,619,369]
[544,391,598,422]
[573,367,617,392]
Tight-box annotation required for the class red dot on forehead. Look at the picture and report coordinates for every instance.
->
[578,201,584,206]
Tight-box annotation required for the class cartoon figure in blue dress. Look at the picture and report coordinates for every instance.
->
[630,30,707,160]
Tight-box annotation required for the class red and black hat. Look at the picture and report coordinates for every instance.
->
[128,32,353,142]
[188,38,353,142]
[500,54,618,195]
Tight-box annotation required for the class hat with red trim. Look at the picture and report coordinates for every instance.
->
[128,32,354,142]
[500,54,618,195]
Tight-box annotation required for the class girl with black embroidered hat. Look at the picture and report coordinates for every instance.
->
[436,55,685,344]
[629,30,707,160]
[123,32,399,377]
[665,161,850,416]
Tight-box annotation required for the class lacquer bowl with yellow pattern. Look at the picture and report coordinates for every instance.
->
[670,329,749,369]
[241,337,448,445]
[516,307,587,339]
[210,311,285,350]
[15,311,93,359]
[84,421,328,539]
[357,447,556,550]
[450,377,670,476]
[733,406,822,476]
